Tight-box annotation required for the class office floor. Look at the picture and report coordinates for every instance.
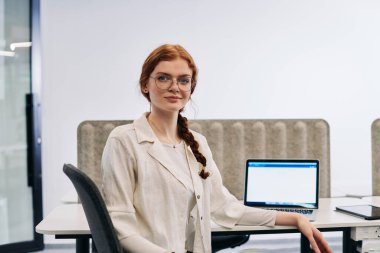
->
[34,232,343,253]
[34,244,75,253]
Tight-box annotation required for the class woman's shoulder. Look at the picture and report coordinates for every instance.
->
[108,123,135,139]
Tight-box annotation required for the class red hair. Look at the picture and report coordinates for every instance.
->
[140,44,209,179]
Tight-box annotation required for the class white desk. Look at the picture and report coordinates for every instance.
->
[36,204,91,252]
[36,197,380,253]
[36,204,88,235]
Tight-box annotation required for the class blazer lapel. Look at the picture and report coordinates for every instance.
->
[133,113,192,189]
[147,141,190,190]
[185,145,204,196]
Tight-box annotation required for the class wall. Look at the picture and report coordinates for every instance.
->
[40,0,380,241]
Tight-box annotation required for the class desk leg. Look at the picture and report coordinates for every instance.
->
[343,229,358,253]
[300,234,312,253]
[343,229,350,253]
[76,238,90,253]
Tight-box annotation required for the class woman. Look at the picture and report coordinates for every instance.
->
[101,44,332,253]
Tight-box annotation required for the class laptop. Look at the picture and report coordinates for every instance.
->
[244,159,319,221]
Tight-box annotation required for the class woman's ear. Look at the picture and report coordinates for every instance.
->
[143,85,149,93]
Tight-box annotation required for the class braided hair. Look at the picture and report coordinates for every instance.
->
[139,44,209,179]
[177,113,210,179]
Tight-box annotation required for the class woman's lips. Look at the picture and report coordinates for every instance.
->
[165,96,181,102]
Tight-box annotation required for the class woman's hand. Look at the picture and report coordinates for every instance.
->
[275,212,333,253]
[296,214,332,253]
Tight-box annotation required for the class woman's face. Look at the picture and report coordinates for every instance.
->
[145,58,193,114]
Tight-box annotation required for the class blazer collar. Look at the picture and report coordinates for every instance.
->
[133,112,156,144]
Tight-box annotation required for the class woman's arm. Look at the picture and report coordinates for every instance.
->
[275,212,333,253]
[102,134,169,252]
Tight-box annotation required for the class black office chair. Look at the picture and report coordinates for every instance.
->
[212,234,250,252]
[63,164,124,253]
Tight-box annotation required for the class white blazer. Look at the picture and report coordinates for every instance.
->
[101,113,275,253]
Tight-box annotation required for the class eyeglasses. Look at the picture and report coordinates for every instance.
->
[150,74,193,92]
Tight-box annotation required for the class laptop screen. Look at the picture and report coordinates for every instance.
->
[244,159,319,209]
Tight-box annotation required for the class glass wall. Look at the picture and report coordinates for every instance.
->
[0,0,43,251]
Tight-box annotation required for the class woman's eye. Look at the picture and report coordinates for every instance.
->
[157,75,170,82]
[178,78,191,85]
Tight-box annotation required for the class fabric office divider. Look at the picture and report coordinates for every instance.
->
[372,119,380,195]
[77,119,331,199]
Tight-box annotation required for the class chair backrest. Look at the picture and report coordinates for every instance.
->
[63,164,123,253]
[372,119,380,195]
[78,119,331,199]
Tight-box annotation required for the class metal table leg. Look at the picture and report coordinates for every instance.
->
[343,228,358,253]
[301,234,311,253]
[76,238,90,253]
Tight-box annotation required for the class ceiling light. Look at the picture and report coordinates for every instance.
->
[0,51,15,57]
[10,42,32,51]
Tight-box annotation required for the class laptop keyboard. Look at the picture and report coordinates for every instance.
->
[269,208,313,214]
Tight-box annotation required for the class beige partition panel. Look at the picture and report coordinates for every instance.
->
[77,120,132,192]
[372,119,380,195]
[78,119,330,199]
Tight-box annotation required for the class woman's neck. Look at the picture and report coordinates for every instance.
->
[147,111,181,145]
